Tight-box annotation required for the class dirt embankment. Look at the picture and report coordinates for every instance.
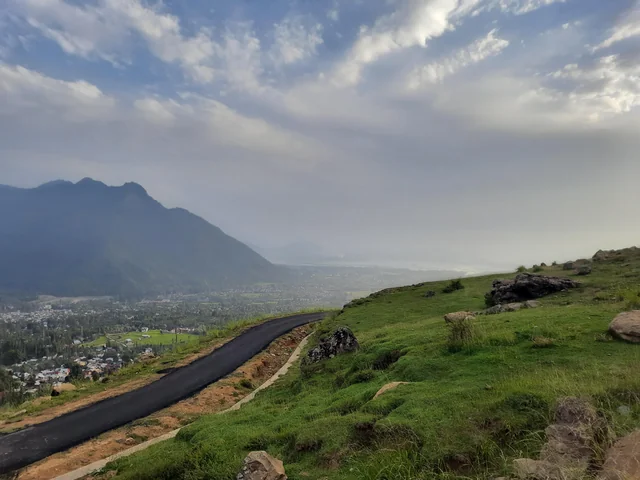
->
[16,325,312,480]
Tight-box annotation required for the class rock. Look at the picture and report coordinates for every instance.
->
[237,451,287,480]
[513,458,561,480]
[541,263,548,267]
[373,382,409,399]
[487,274,579,305]
[124,437,137,446]
[424,290,436,298]
[505,303,524,312]
[305,327,359,364]
[600,430,640,480]
[563,262,575,271]
[576,265,592,276]
[610,311,640,344]
[444,311,475,323]
[525,300,542,309]
[593,250,610,262]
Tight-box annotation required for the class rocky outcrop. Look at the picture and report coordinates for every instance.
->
[487,274,579,305]
[237,451,287,480]
[373,382,409,400]
[444,311,475,323]
[305,327,359,364]
[513,397,605,480]
[609,311,640,344]
[600,430,640,480]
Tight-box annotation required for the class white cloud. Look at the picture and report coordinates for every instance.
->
[592,2,640,51]
[332,0,470,87]
[471,0,566,16]
[408,28,509,87]
[270,17,323,66]
[549,55,640,118]
[327,9,339,22]
[13,0,217,81]
[0,63,114,119]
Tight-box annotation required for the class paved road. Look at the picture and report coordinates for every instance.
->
[0,312,325,474]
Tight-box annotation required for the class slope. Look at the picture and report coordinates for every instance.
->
[106,248,640,480]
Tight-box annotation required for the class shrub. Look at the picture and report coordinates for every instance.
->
[532,265,544,273]
[516,265,527,273]
[442,279,465,294]
[239,378,254,390]
[447,319,476,352]
[531,336,555,348]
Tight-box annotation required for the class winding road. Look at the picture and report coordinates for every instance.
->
[0,311,325,475]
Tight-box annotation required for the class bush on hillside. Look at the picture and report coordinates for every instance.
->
[516,266,527,273]
[447,318,476,352]
[532,265,544,272]
[442,279,465,294]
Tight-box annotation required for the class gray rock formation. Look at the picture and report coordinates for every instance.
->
[305,327,359,363]
[487,274,579,305]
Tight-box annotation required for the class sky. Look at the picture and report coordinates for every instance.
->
[0,0,639,272]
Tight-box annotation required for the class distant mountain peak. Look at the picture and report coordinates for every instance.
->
[37,180,73,189]
[121,182,148,196]
[77,177,106,187]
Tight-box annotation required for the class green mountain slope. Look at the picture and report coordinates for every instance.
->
[0,179,285,296]
[109,248,640,479]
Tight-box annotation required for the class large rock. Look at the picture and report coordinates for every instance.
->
[444,311,475,323]
[513,398,604,480]
[610,311,640,344]
[487,274,579,305]
[305,327,359,364]
[600,430,640,480]
[576,265,592,276]
[237,451,287,480]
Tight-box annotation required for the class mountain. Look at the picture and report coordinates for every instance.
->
[0,179,285,297]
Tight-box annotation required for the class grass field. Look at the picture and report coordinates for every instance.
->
[85,330,198,347]
[107,248,640,480]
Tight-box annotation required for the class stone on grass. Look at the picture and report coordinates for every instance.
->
[487,274,579,305]
[600,430,640,480]
[237,451,287,480]
[373,382,409,400]
[576,265,592,276]
[609,311,640,344]
[513,458,561,480]
[305,327,359,364]
[444,311,475,324]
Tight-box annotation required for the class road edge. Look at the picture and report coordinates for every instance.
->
[53,334,312,480]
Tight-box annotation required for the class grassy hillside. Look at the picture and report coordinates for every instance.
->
[107,250,640,480]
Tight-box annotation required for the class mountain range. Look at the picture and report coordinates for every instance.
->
[0,179,284,297]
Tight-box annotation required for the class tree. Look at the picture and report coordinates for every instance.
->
[68,363,83,380]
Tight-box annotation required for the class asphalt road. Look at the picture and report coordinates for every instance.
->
[0,311,325,474]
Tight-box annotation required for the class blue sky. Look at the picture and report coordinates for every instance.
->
[0,0,639,271]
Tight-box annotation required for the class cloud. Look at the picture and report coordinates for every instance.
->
[13,0,217,80]
[270,17,323,66]
[592,1,640,51]
[0,63,114,118]
[332,0,473,87]
[408,28,509,87]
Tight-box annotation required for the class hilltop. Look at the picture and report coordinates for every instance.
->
[0,179,285,297]
[106,247,640,480]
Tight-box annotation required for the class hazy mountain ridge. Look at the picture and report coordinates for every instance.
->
[0,179,284,297]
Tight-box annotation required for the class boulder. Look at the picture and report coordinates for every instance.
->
[237,451,287,480]
[487,274,579,305]
[525,300,542,309]
[444,311,475,323]
[305,327,359,364]
[563,262,575,271]
[600,430,640,480]
[593,250,610,262]
[609,311,640,344]
[373,382,409,400]
[576,265,592,276]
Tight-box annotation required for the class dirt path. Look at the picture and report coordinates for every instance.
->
[16,325,313,480]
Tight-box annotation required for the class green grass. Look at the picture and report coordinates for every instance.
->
[85,330,199,347]
[107,250,640,480]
